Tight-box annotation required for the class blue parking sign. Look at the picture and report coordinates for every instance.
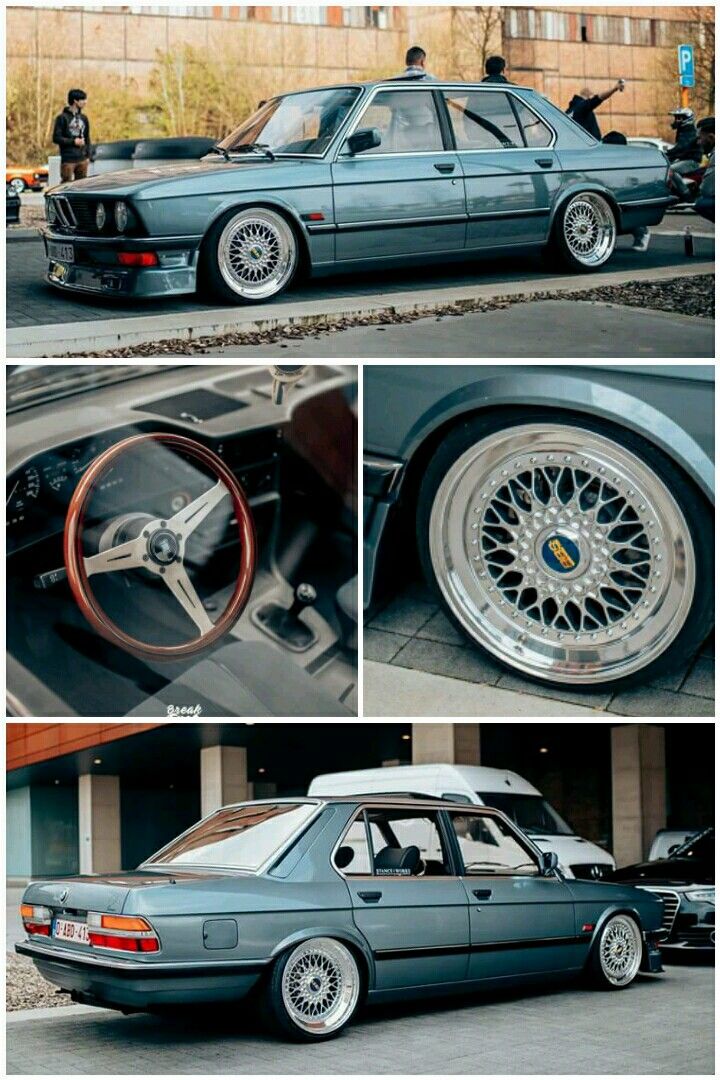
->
[678,44,695,88]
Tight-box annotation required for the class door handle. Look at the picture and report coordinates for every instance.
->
[358,891,382,903]
[434,162,456,173]
[535,158,553,168]
[473,888,492,900]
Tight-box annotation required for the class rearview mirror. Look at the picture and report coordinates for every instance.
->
[346,128,381,155]
[541,851,559,876]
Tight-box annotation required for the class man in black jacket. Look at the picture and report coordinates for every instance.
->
[53,89,91,183]
[566,80,625,140]
[482,56,510,84]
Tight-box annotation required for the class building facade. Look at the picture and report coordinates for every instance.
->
[6,722,713,878]
[6,5,713,133]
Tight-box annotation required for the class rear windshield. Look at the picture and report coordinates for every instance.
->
[146,803,317,871]
[478,792,574,836]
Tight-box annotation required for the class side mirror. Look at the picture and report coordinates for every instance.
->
[346,127,381,155]
[541,851,559,876]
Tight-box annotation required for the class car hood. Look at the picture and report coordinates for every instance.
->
[610,857,713,886]
[527,834,614,869]
[47,157,328,199]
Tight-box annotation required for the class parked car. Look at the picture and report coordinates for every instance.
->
[648,829,698,861]
[308,763,615,880]
[610,828,714,954]
[39,80,674,303]
[6,181,21,225]
[6,364,357,717]
[364,364,714,692]
[7,164,48,193]
[16,795,665,1041]
[627,137,673,155]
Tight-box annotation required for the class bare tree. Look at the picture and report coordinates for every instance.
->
[449,6,504,81]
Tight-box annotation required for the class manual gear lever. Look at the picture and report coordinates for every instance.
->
[253,582,318,651]
[269,365,308,404]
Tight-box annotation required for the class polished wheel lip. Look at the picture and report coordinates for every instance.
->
[218,208,296,300]
[563,192,616,267]
[281,937,360,1035]
[599,915,642,986]
[428,423,695,685]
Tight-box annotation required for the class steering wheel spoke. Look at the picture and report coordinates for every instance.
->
[84,536,145,577]
[168,481,229,538]
[162,563,215,636]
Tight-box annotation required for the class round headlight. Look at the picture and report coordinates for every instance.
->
[96,202,106,230]
[114,201,128,232]
[47,199,57,224]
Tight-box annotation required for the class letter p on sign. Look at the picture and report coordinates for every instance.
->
[678,44,695,88]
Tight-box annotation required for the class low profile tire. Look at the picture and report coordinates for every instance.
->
[9,178,26,194]
[262,938,362,1042]
[588,914,643,989]
[549,191,617,271]
[417,409,713,692]
[198,206,298,304]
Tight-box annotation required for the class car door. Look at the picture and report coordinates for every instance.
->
[440,88,561,248]
[337,807,469,990]
[446,808,583,981]
[331,87,465,261]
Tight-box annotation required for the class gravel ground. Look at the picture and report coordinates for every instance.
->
[66,274,714,357]
[6,955,73,1012]
[7,206,44,230]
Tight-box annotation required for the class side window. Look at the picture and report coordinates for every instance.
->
[513,100,553,147]
[444,91,523,150]
[335,818,372,875]
[366,808,452,877]
[450,811,539,876]
[352,90,444,154]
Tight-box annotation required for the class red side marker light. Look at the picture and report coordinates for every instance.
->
[582,923,594,932]
[308,212,325,221]
[117,252,158,267]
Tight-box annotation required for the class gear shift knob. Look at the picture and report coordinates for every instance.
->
[288,582,317,620]
[269,365,309,404]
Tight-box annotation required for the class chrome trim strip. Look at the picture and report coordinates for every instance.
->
[337,214,467,231]
[468,207,550,220]
[16,939,269,974]
[618,196,676,207]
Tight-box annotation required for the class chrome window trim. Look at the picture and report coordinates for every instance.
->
[446,805,544,877]
[329,802,456,880]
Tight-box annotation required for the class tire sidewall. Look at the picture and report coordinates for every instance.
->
[417,407,713,694]
[553,191,617,272]
[199,206,298,305]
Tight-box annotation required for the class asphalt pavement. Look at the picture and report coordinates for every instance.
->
[6,963,713,1074]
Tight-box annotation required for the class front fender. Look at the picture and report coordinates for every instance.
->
[203,192,312,247]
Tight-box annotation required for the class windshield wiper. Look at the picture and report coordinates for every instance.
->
[232,143,277,161]
[208,145,231,161]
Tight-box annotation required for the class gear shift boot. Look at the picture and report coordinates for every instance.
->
[254,582,318,652]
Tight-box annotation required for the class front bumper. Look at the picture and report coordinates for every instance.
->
[16,938,267,1009]
[40,226,202,298]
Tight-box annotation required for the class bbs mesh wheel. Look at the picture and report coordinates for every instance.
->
[262,937,361,1041]
[417,411,713,691]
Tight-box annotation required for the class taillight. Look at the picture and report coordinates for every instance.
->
[87,912,160,953]
[117,252,158,267]
[21,903,52,936]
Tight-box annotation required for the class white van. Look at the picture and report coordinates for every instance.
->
[308,763,615,880]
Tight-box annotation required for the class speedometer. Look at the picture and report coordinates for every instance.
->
[6,466,41,521]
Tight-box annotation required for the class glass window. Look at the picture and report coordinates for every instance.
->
[512,100,553,147]
[507,7,536,38]
[450,811,539,876]
[353,90,444,154]
[219,87,360,156]
[335,818,372,875]
[444,91,523,150]
[477,792,574,836]
[146,803,317,871]
[365,808,451,876]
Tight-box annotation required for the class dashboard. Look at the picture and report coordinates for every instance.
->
[7,424,281,555]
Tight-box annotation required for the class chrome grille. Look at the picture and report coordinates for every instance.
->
[570,863,613,880]
[639,887,681,934]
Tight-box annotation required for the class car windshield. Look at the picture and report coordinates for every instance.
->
[217,87,361,156]
[144,802,318,871]
[672,827,714,861]
[477,792,574,836]
[6,365,183,415]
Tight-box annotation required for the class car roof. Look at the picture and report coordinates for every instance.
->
[217,795,503,813]
[275,79,536,97]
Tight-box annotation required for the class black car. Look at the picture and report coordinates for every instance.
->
[6,182,21,225]
[610,828,714,953]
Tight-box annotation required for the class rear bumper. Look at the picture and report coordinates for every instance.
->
[16,938,267,1009]
[617,195,676,233]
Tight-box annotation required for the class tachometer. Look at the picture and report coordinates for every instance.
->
[42,459,72,494]
[6,466,41,521]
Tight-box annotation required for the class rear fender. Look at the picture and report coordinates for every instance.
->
[268,924,376,990]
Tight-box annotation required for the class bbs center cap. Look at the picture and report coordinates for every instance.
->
[147,528,179,566]
[539,531,584,577]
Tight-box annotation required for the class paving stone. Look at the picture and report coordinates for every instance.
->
[363,628,408,663]
[608,687,715,717]
[496,673,612,710]
[415,610,467,646]
[368,595,436,636]
[390,637,501,685]
[680,655,714,699]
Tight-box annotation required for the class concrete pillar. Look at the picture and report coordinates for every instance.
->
[200,746,248,817]
[78,774,121,874]
[611,725,666,866]
[411,724,481,765]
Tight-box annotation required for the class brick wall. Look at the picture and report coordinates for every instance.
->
[7,723,162,771]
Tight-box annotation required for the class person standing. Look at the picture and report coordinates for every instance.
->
[397,46,432,79]
[482,56,510,84]
[566,81,625,140]
[53,89,91,183]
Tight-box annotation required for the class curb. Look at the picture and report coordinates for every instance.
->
[6,228,40,242]
[7,1003,112,1023]
[6,261,715,357]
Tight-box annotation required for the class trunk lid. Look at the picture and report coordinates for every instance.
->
[23,869,224,915]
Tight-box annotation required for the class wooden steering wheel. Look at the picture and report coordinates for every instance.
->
[64,433,256,661]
